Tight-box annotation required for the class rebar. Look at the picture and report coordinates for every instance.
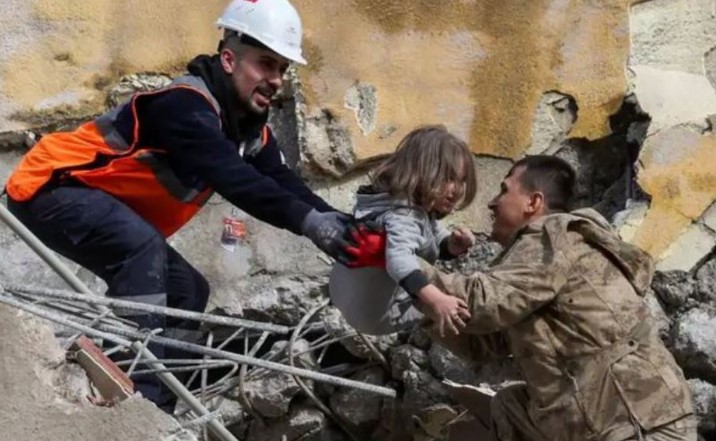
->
[0,293,239,441]
[289,299,361,441]
[0,293,396,398]
[6,283,289,334]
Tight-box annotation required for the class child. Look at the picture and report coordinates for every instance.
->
[329,125,477,337]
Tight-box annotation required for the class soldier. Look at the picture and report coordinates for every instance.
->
[420,155,697,441]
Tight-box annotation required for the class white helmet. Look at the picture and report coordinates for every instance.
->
[216,0,307,65]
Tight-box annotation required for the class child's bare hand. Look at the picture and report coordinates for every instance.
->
[448,226,475,256]
[418,284,471,337]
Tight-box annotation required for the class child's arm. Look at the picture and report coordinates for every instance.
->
[434,220,475,259]
[384,212,471,335]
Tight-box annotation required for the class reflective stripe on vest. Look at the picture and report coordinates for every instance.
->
[6,76,268,237]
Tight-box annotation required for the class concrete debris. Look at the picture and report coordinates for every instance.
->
[241,340,317,418]
[246,403,328,441]
[344,82,378,136]
[0,304,196,441]
[527,91,577,156]
[390,344,430,381]
[695,256,716,305]
[670,307,716,384]
[328,367,386,433]
[428,344,479,386]
[651,270,695,309]
[688,379,716,439]
[300,109,356,178]
[656,223,716,273]
[107,73,172,108]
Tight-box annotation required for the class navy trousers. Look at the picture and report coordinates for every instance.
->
[8,186,210,411]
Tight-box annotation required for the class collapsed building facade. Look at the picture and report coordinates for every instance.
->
[0,0,716,439]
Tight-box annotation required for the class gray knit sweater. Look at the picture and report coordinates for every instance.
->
[354,189,451,296]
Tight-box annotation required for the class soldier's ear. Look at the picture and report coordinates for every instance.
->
[526,191,545,215]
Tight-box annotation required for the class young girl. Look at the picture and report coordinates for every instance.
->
[329,125,477,337]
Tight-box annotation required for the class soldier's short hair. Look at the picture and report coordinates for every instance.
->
[509,155,576,212]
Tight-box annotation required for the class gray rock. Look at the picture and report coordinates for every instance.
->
[226,276,329,326]
[344,82,378,136]
[300,108,356,178]
[696,258,716,305]
[670,307,716,382]
[389,344,429,380]
[652,270,695,308]
[688,379,716,438]
[401,370,451,416]
[428,344,480,385]
[240,339,316,418]
[246,403,328,441]
[437,233,501,275]
[106,73,171,107]
[409,328,433,351]
[526,91,577,156]
[212,399,247,429]
[329,367,387,433]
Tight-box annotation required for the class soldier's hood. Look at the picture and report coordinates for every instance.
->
[541,208,654,296]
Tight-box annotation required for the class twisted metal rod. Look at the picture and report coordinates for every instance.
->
[289,299,361,441]
[5,283,289,334]
[0,293,396,398]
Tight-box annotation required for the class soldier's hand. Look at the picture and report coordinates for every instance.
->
[418,284,471,337]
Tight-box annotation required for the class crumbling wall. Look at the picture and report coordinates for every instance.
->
[1,0,716,439]
[0,303,195,441]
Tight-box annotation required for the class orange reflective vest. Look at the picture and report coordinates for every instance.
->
[6,76,269,237]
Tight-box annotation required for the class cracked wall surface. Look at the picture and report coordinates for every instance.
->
[626,0,716,271]
[0,0,227,130]
[293,0,636,163]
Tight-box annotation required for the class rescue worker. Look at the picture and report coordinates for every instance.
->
[419,156,697,441]
[4,0,376,412]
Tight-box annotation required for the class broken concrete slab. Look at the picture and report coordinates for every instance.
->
[428,344,480,386]
[700,202,716,232]
[526,91,576,156]
[0,304,196,441]
[689,378,716,438]
[241,339,317,418]
[246,403,328,441]
[614,201,649,242]
[629,0,716,75]
[633,127,716,261]
[631,66,716,135]
[655,223,716,272]
[329,367,386,433]
[696,257,716,305]
[670,307,716,383]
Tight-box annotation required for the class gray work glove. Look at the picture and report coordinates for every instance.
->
[301,209,352,263]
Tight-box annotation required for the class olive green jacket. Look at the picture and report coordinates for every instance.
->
[422,209,693,441]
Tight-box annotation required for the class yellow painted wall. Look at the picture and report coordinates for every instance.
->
[0,0,227,127]
[294,0,634,159]
[2,0,635,157]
